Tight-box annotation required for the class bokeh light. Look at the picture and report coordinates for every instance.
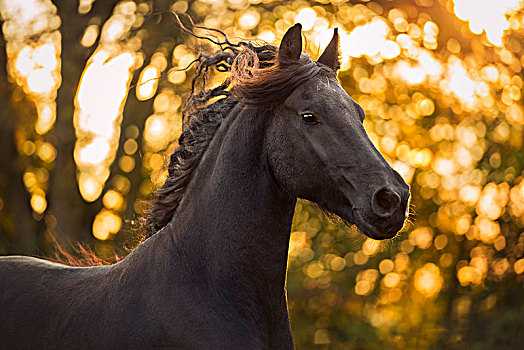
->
[453,0,524,46]
[414,263,443,297]
[74,49,134,202]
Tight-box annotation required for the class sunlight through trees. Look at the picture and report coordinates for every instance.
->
[1,0,523,348]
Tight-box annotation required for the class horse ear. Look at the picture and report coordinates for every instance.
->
[278,23,302,62]
[317,28,340,71]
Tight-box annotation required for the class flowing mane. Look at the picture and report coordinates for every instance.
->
[146,31,332,236]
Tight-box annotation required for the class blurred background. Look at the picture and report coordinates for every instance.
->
[0,0,523,348]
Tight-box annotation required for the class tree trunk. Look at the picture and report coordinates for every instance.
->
[48,0,118,249]
[0,32,42,254]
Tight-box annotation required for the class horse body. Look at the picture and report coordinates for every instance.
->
[1,24,410,349]
[1,104,295,349]
[1,257,127,347]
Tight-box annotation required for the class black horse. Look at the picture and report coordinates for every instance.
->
[0,24,410,349]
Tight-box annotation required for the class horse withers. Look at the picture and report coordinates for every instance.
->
[0,24,409,349]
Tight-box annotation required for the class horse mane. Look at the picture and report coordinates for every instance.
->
[146,24,332,236]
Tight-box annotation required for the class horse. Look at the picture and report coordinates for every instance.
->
[0,24,410,349]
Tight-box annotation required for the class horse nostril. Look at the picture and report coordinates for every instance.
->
[371,187,401,218]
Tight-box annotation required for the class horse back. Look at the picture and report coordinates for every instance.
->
[0,256,115,348]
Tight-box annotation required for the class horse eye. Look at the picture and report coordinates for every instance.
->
[301,113,317,124]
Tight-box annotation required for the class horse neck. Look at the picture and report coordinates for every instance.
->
[167,104,296,308]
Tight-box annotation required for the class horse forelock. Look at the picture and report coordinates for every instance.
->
[146,36,335,237]
[229,52,327,105]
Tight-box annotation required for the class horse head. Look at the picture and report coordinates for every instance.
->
[265,24,410,239]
